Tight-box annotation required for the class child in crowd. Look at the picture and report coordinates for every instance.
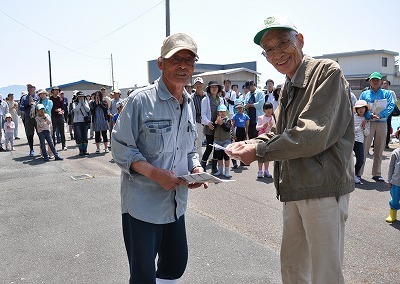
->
[255,102,275,178]
[4,113,15,151]
[112,101,124,125]
[386,129,400,223]
[353,100,370,184]
[231,100,250,168]
[35,104,63,161]
[213,104,232,177]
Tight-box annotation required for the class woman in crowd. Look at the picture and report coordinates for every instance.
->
[90,90,110,154]
[200,81,225,173]
[72,91,90,156]
[6,93,19,139]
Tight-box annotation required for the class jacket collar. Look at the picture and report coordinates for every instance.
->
[290,55,315,89]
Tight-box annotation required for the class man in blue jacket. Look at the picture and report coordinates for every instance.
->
[359,71,395,182]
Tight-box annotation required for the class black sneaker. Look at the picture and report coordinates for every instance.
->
[372,176,385,182]
[55,156,64,161]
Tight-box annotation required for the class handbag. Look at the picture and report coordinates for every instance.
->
[392,104,400,116]
[80,108,91,123]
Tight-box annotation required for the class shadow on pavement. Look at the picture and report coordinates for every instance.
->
[356,179,389,192]
[389,221,400,231]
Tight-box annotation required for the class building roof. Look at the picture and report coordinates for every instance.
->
[193,67,261,77]
[315,49,399,59]
[45,80,111,91]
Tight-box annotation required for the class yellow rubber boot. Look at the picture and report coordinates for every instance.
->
[385,209,397,223]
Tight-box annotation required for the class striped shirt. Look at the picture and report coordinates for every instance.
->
[354,114,370,143]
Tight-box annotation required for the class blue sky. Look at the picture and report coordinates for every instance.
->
[1,0,399,91]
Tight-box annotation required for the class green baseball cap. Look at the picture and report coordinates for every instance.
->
[368,72,382,80]
[253,16,298,45]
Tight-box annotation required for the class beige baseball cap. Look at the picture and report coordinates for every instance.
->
[160,33,198,59]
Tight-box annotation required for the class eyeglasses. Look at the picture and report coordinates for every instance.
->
[261,34,298,58]
[167,55,197,66]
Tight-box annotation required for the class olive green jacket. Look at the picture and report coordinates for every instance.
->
[253,55,355,202]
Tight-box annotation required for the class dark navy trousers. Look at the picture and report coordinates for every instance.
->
[122,213,188,284]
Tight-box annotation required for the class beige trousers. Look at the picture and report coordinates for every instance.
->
[360,121,387,176]
[281,194,350,284]
[195,122,203,158]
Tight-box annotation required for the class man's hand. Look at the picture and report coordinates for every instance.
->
[371,113,380,120]
[188,166,209,189]
[226,141,257,165]
[208,122,214,130]
[153,168,189,190]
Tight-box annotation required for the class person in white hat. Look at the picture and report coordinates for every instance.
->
[4,113,15,151]
[72,91,91,156]
[353,100,371,184]
[0,93,10,152]
[35,104,63,161]
[111,33,207,284]
[109,89,122,141]
[227,15,354,283]
[192,76,206,157]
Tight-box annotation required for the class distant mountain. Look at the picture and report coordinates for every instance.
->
[0,85,26,100]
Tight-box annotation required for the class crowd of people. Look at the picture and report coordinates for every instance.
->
[0,85,127,159]
[1,15,399,284]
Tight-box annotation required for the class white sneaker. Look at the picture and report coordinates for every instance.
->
[104,148,110,153]
[264,171,272,178]
[213,170,222,176]
[257,170,263,178]
[354,175,361,184]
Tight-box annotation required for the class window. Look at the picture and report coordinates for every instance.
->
[382,57,388,67]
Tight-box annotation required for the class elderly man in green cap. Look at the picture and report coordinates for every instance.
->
[227,16,354,283]
[359,71,395,182]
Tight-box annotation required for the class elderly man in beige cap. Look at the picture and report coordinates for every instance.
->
[112,33,207,284]
[227,16,354,284]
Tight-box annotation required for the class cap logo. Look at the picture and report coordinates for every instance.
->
[264,17,275,26]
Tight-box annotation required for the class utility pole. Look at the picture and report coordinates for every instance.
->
[111,53,115,90]
[48,50,52,87]
[166,0,170,36]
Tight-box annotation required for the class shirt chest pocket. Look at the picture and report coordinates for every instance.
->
[143,120,173,155]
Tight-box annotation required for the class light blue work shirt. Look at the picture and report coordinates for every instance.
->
[111,77,200,224]
[359,88,394,122]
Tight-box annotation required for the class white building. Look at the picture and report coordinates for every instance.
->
[315,49,399,96]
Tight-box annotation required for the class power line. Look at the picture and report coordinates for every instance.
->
[0,1,164,58]
[67,0,165,52]
[0,8,110,60]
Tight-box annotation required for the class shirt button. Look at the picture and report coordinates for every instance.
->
[176,147,179,150]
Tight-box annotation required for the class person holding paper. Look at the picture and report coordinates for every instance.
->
[359,72,395,182]
[226,16,354,283]
[111,33,207,284]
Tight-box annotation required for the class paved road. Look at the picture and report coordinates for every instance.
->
[1,121,399,284]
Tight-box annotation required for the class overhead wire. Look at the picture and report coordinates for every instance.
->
[0,0,164,59]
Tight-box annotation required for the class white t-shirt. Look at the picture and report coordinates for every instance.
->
[224,89,237,117]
